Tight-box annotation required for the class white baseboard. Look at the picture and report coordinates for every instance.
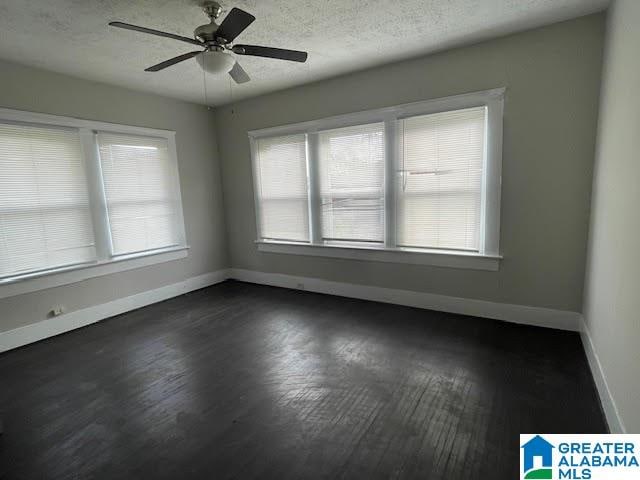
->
[228,269,581,331]
[0,269,230,353]
[230,269,631,429]
[580,321,625,433]
[0,267,582,355]
[4,266,617,432]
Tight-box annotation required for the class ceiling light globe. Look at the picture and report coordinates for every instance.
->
[196,51,235,74]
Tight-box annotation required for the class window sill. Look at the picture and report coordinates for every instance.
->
[0,246,190,300]
[256,241,501,271]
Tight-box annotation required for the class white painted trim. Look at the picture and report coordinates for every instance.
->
[1,263,614,436]
[80,128,113,260]
[482,95,504,256]
[0,106,175,137]
[384,118,398,249]
[228,269,580,331]
[0,247,190,300]
[167,133,188,248]
[248,88,506,138]
[580,321,626,433]
[306,132,322,244]
[256,241,501,271]
[248,88,505,259]
[0,107,189,292]
[249,135,265,242]
[0,269,230,353]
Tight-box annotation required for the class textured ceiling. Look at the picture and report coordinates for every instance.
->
[0,0,609,106]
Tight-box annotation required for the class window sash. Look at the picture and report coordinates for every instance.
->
[317,122,386,244]
[0,122,96,279]
[0,108,187,283]
[254,134,310,243]
[250,88,504,259]
[97,132,183,256]
[396,106,487,252]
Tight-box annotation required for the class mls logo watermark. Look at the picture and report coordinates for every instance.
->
[521,435,554,479]
[520,434,640,480]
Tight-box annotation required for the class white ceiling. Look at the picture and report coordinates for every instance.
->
[0,0,609,106]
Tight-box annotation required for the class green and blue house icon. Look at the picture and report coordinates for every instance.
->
[521,435,554,479]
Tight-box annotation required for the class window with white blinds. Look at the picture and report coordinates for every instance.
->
[98,133,182,255]
[249,88,503,268]
[318,123,385,243]
[254,134,309,242]
[0,123,95,279]
[0,108,187,285]
[397,107,486,251]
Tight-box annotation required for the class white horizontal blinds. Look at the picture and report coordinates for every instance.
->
[97,133,181,255]
[0,123,96,278]
[397,106,486,251]
[318,123,385,243]
[255,134,309,242]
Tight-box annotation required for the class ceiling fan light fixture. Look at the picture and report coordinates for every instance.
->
[196,51,235,74]
[109,4,307,81]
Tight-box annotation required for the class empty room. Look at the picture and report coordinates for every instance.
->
[0,0,639,478]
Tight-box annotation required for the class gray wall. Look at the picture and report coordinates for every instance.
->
[0,60,227,334]
[215,14,605,313]
[583,0,640,433]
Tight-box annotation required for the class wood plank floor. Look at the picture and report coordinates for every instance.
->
[0,280,607,479]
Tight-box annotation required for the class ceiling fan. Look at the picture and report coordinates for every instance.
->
[109,1,308,85]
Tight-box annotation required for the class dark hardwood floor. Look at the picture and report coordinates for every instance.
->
[0,280,606,479]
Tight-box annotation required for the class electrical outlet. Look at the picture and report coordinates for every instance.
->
[51,305,65,317]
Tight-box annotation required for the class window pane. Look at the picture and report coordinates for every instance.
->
[318,123,385,243]
[397,107,486,251]
[98,133,182,255]
[255,135,309,242]
[0,123,95,278]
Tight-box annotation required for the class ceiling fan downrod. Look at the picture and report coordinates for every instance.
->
[194,1,225,46]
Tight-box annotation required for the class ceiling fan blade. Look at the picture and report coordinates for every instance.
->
[145,51,202,72]
[109,21,203,47]
[215,8,255,43]
[232,45,307,63]
[229,62,250,84]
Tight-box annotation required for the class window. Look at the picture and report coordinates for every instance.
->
[0,123,95,278]
[254,134,309,242]
[397,107,485,251]
[98,133,182,255]
[0,108,187,287]
[318,123,385,244]
[249,89,504,271]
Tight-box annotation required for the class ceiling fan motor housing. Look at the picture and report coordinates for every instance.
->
[194,1,223,43]
[194,22,219,43]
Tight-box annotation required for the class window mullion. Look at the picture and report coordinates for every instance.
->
[80,128,112,261]
[482,99,503,256]
[307,132,322,244]
[384,118,398,249]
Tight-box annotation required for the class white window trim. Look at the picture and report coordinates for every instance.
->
[248,88,505,271]
[0,107,189,298]
[0,246,189,300]
[256,240,500,271]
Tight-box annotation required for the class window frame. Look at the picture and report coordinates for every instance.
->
[252,134,311,243]
[0,107,188,297]
[95,131,186,256]
[316,122,387,244]
[248,88,505,271]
